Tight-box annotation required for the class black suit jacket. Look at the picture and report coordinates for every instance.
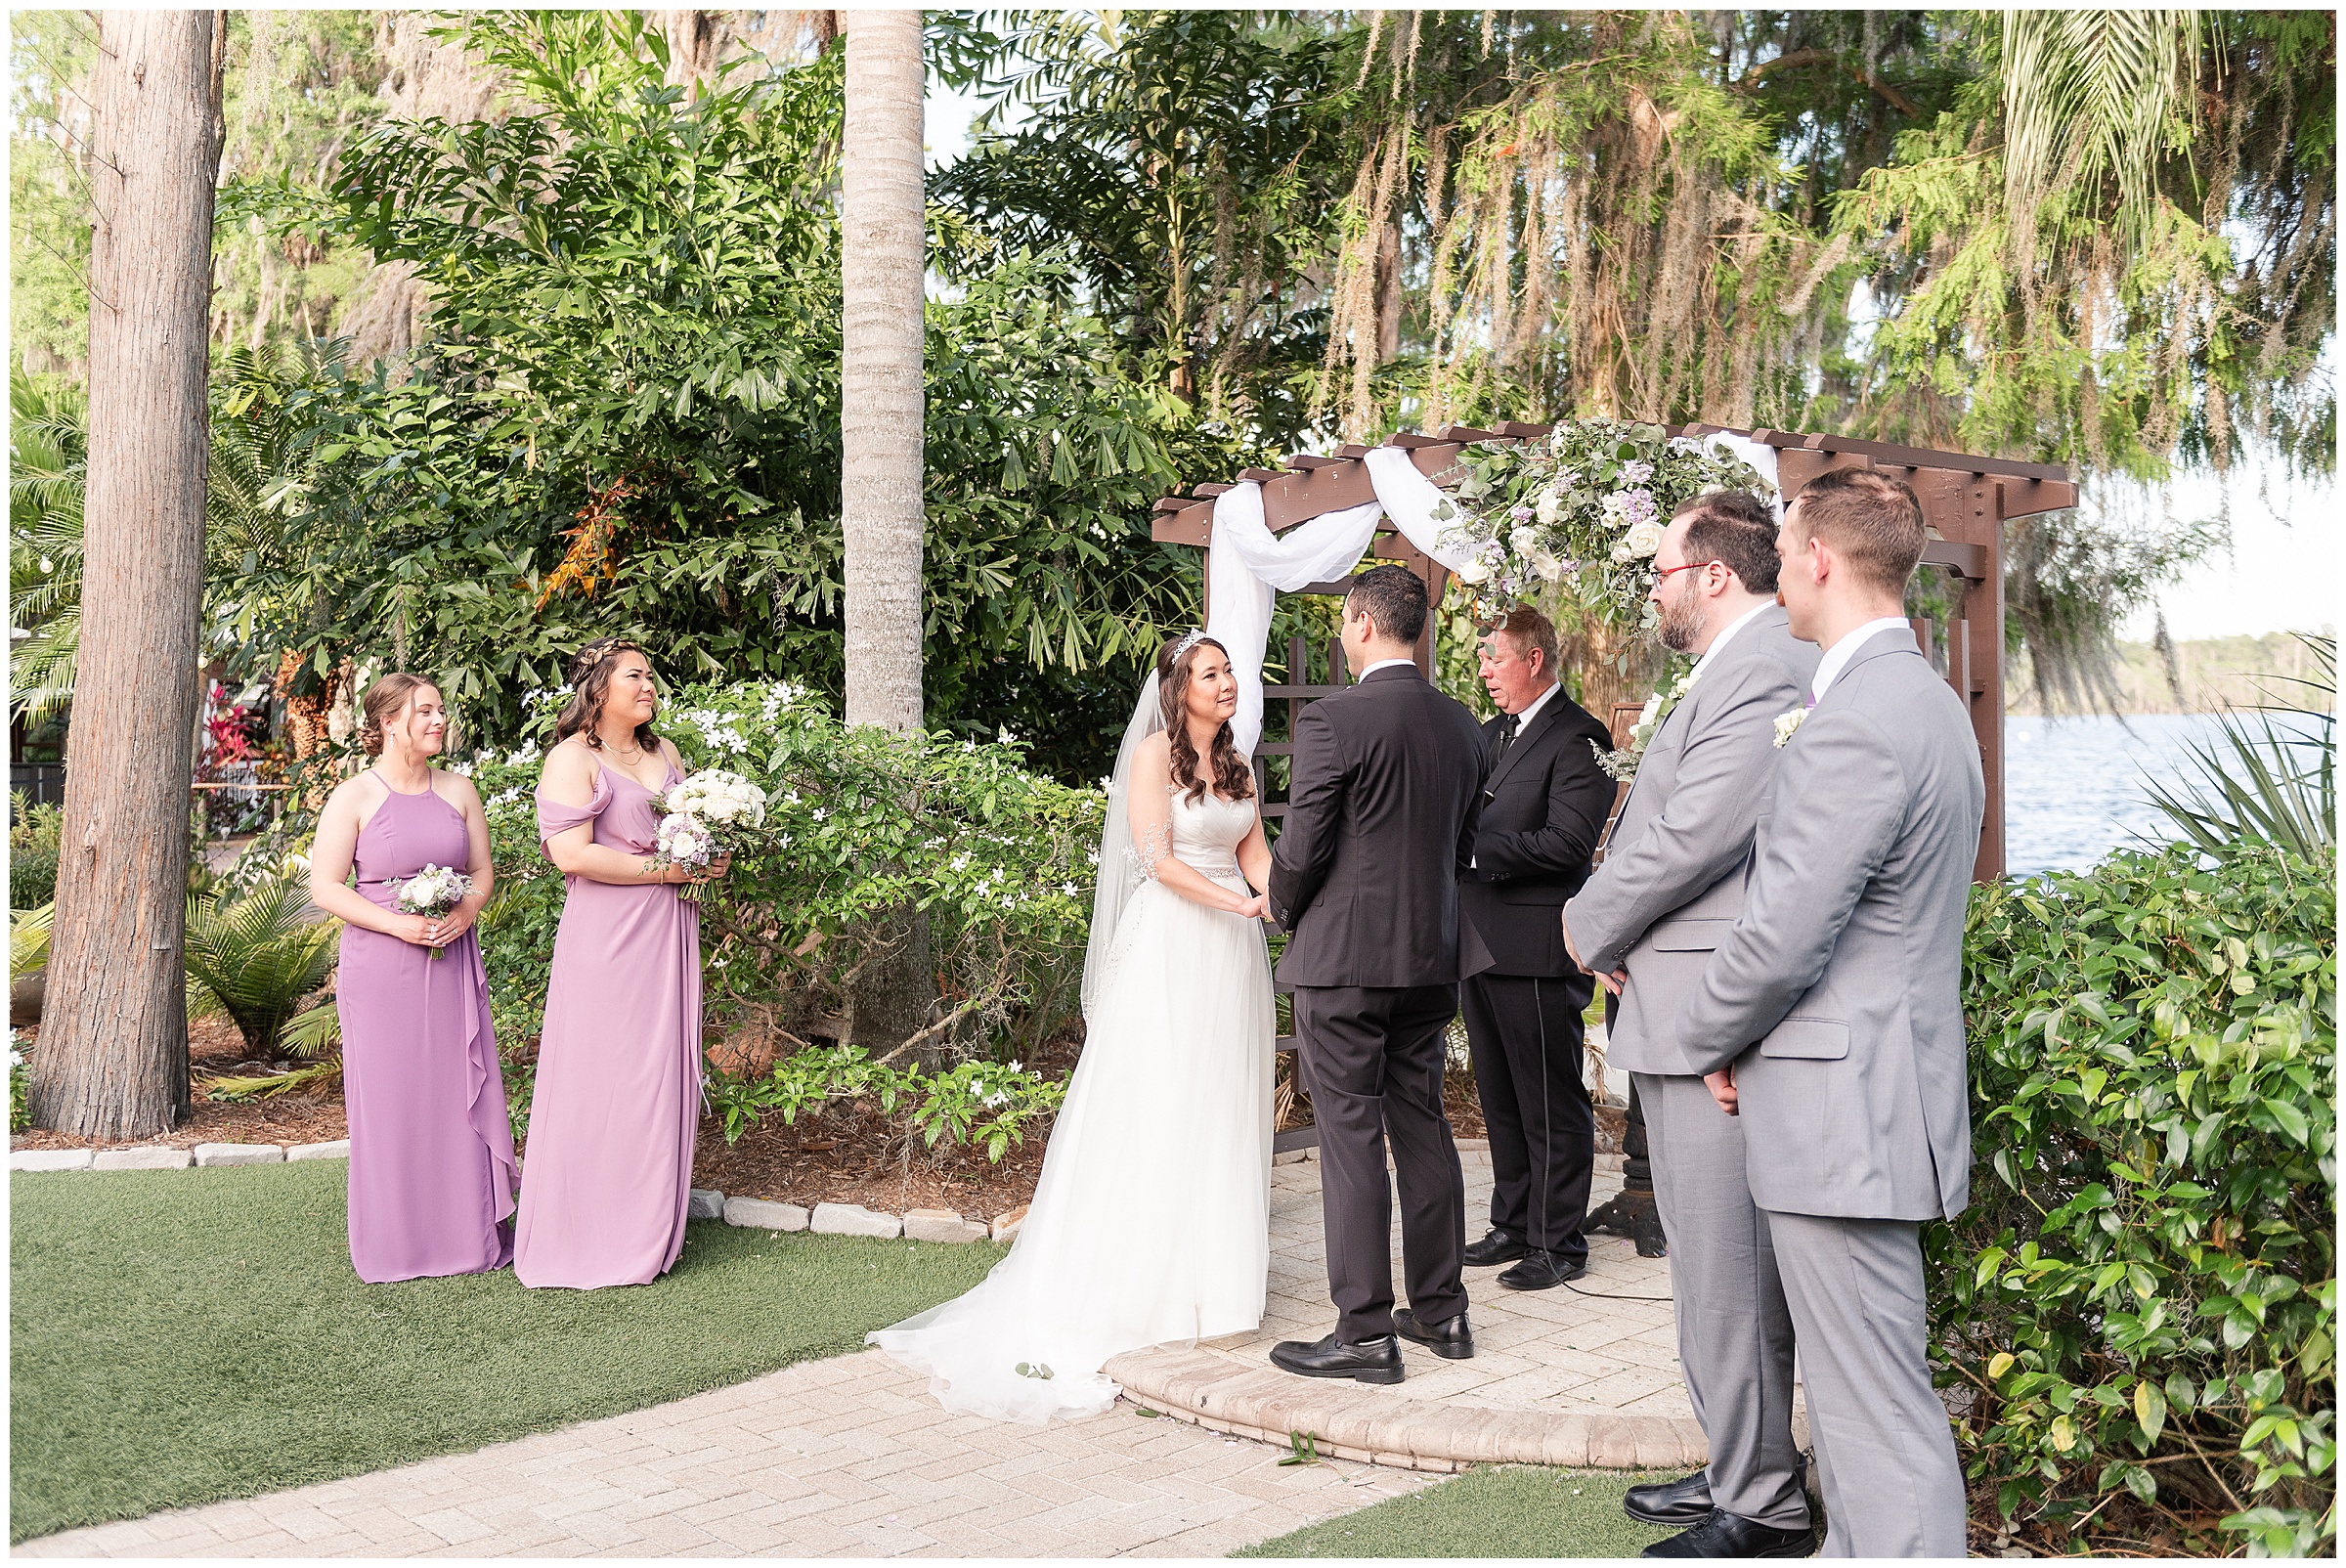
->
[1268,664,1489,988]
[1458,686,1616,977]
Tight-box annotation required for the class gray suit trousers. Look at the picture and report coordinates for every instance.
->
[1766,1211,1967,1557]
[1638,1072,1808,1531]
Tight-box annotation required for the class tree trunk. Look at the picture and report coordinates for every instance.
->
[30,11,226,1139]
[839,9,925,734]
[837,11,937,1060]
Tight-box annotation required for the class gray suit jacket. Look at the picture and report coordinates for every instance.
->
[1562,607,1818,1075]
[1676,629,1985,1222]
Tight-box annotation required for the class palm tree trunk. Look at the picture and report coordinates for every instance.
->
[839,9,925,733]
[31,11,226,1138]
[837,10,937,1060]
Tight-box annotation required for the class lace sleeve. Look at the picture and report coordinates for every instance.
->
[1127,779,1174,882]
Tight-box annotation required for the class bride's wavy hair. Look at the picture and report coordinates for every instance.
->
[1157,633,1254,805]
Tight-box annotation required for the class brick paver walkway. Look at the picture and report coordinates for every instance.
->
[19,1351,1438,1558]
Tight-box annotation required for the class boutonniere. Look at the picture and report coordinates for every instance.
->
[1772,705,1808,748]
[1594,667,1696,781]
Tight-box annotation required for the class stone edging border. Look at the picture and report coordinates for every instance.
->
[8,1142,1034,1244]
[10,1135,1607,1255]
[1101,1344,1716,1475]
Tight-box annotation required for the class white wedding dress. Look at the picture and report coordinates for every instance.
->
[868,786,1275,1424]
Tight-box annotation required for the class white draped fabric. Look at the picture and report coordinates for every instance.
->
[1201,432,1783,755]
[1204,448,1474,755]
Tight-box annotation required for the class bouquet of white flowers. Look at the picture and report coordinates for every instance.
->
[647,768,769,902]
[1432,418,1773,628]
[395,863,474,960]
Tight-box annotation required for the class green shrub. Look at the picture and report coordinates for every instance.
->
[1941,842,2336,1556]
[8,792,63,909]
[464,677,1104,1083]
[9,1030,27,1134]
[706,1042,1067,1164]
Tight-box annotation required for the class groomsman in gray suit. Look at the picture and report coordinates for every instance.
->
[1564,490,1821,1559]
[1676,466,1983,1557]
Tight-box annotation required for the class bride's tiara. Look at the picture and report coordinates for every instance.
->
[1169,628,1208,663]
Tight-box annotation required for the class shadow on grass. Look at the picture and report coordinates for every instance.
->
[1235,1464,1681,1558]
[9,1162,1000,1545]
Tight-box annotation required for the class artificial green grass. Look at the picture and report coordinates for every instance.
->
[10,1161,1001,1544]
[1236,1464,1679,1557]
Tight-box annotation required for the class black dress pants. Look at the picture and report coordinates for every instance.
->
[1461,967,1597,1261]
[1291,982,1469,1343]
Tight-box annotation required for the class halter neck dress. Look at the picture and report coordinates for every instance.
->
[514,754,704,1289]
[337,778,519,1283]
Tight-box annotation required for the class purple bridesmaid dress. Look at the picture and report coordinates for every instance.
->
[514,760,704,1289]
[338,782,520,1284]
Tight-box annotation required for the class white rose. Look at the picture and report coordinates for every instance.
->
[1510,525,1540,552]
[1527,547,1564,581]
[1610,541,1635,564]
[1535,486,1562,527]
[1622,519,1666,558]
[1455,556,1493,585]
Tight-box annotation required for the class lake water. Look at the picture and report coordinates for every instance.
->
[2005,713,2243,875]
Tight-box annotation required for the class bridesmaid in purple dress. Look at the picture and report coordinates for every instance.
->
[308,674,519,1284]
[515,638,726,1289]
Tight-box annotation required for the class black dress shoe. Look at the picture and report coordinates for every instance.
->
[1624,1470,1713,1527]
[1393,1308,1474,1360]
[1462,1228,1530,1267]
[1640,1509,1815,1558]
[1497,1247,1587,1290]
[1269,1332,1405,1384]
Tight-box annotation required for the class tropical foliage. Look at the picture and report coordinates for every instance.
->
[1947,841,2336,1556]
[2147,633,2336,859]
[181,868,341,1059]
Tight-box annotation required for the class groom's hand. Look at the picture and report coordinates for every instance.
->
[1704,1064,1738,1116]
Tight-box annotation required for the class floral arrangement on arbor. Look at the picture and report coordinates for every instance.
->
[1431,419,1774,627]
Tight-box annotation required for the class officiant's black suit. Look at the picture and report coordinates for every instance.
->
[1269,662,1488,1343]
[1457,687,1616,1269]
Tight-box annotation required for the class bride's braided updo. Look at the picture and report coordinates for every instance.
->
[1156,633,1253,805]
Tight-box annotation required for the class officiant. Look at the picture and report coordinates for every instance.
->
[1456,607,1616,1290]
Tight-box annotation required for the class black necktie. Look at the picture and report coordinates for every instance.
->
[1493,712,1521,764]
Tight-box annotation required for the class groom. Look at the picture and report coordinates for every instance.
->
[1267,565,1488,1383]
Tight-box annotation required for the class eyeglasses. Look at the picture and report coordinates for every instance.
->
[1653,559,1718,582]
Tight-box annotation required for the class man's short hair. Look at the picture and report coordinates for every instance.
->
[1345,563,1429,644]
[1483,605,1559,678]
[1672,490,1781,593]
[1787,467,1927,596]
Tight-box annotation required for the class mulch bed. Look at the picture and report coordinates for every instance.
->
[10,1018,352,1154]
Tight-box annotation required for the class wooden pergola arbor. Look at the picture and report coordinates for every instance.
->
[1152,422,2077,886]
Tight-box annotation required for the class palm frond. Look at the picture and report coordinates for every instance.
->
[11,902,54,982]
[2143,634,2336,858]
[2002,9,2201,249]
[182,872,342,1057]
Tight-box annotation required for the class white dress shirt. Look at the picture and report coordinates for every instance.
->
[1685,600,1774,692]
[1811,616,1918,704]
[1468,679,1560,871]
[1361,656,1418,679]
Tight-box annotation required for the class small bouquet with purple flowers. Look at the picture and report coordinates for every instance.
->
[646,768,769,902]
[395,864,474,960]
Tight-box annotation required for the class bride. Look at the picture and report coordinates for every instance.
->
[868,631,1277,1423]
